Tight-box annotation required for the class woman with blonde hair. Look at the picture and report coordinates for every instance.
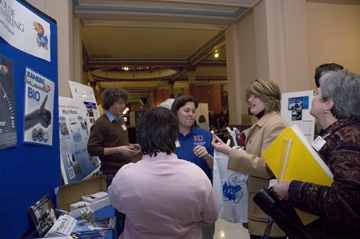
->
[212,79,287,239]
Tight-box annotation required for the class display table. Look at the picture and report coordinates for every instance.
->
[24,205,120,239]
[75,205,120,239]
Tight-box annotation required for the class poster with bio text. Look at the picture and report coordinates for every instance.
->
[24,68,54,145]
[0,54,17,150]
[59,96,100,184]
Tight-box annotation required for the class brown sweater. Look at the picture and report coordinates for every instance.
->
[87,114,131,174]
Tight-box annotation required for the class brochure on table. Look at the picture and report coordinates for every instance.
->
[74,217,116,231]
[28,195,57,238]
[59,96,100,184]
[281,90,315,142]
[68,81,100,130]
[44,214,76,238]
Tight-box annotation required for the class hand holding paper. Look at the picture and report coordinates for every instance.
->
[262,124,333,225]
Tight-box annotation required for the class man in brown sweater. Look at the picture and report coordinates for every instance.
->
[87,86,140,187]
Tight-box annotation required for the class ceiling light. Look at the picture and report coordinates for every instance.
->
[214,52,219,58]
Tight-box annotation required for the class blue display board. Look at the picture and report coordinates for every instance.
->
[0,1,60,238]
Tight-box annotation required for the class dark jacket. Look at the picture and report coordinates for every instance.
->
[281,117,360,239]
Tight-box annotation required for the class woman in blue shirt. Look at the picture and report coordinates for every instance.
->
[171,95,215,239]
[171,95,214,181]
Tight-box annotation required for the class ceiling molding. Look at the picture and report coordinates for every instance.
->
[74,0,260,98]
[306,0,360,5]
[73,0,255,25]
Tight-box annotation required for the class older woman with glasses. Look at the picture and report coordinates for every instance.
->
[272,70,360,239]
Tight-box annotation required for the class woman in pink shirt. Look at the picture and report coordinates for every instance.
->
[108,107,220,239]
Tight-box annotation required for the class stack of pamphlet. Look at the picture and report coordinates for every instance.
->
[71,216,116,239]
[73,216,116,231]
[44,215,77,237]
[81,191,108,203]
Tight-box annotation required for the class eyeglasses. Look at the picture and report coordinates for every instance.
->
[313,89,318,96]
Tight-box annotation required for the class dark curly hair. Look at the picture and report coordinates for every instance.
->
[101,86,129,110]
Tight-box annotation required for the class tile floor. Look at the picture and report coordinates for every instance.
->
[214,219,250,239]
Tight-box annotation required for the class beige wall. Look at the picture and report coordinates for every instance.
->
[225,12,257,126]
[237,13,258,117]
[306,2,360,88]
[26,0,360,124]
[45,0,74,98]
[227,0,311,124]
[27,0,76,98]
[226,0,360,125]
[225,25,245,126]
[253,0,310,93]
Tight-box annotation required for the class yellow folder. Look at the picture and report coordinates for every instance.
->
[262,124,333,225]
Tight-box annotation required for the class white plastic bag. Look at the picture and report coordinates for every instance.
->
[213,149,249,223]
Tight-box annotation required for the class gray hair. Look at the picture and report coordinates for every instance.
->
[320,70,360,119]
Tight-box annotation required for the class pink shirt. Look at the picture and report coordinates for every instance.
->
[108,152,220,239]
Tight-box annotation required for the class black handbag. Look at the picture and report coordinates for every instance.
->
[253,187,312,239]
[253,187,287,221]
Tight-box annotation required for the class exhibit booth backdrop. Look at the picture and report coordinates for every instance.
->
[0,0,60,238]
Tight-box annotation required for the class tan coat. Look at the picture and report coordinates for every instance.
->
[228,111,287,237]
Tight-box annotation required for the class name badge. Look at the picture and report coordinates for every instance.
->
[311,136,326,151]
[175,140,180,148]
[122,124,127,131]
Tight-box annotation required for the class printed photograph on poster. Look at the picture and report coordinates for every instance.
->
[84,101,99,124]
[288,96,309,121]
[68,81,100,129]
[59,97,100,184]
[0,54,17,150]
[281,91,315,142]
[24,68,54,145]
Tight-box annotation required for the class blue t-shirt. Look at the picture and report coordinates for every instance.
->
[174,126,214,181]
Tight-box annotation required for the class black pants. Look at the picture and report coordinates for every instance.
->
[250,235,287,239]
